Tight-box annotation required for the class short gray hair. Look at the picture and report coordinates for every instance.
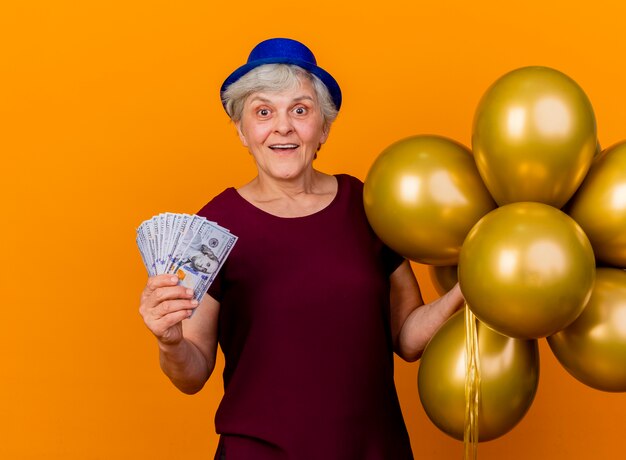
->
[221,64,339,126]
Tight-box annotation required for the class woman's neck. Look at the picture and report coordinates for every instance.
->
[238,170,338,218]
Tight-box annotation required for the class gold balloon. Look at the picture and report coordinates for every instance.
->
[418,310,539,441]
[568,141,626,267]
[472,66,597,208]
[458,202,596,339]
[429,265,458,296]
[548,268,626,392]
[364,135,496,265]
[595,139,603,158]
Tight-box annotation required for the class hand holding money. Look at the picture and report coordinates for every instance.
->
[136,213,237,303]
[139,274,198,345]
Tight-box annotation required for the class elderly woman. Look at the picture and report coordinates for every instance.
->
[139,38,463,460]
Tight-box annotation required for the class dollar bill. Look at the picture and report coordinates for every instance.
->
[136,213,237,303]
[172,219,237,301]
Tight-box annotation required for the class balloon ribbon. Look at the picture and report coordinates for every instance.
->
[464,302,480,460]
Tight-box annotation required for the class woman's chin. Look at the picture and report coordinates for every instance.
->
[267,165,311,181]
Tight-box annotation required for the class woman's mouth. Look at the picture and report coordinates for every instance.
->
[269,143,299,152]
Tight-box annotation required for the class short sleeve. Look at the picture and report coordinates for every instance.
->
[206,269,223,302]
[381,243,405,276]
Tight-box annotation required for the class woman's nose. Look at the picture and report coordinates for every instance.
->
[273,110,294,135]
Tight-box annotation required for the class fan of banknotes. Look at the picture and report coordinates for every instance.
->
[136,213,237,302]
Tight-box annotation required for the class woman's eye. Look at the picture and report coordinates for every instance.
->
[258,108,270,117]
[294,106,307,115]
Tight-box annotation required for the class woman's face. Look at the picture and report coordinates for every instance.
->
[236,78,329,182]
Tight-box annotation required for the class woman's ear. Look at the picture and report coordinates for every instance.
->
[235,120,248,147]
[320,123,331,145]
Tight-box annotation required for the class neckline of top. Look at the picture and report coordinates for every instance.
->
[228,174,345,220]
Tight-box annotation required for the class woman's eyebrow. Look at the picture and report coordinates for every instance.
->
[248,96,272,104]
[293,95,315,103]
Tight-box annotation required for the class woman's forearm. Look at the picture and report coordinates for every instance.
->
[158,338,215,394]
[397,284,464,362]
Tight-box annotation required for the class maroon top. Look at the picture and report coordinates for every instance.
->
[198,174,413,460]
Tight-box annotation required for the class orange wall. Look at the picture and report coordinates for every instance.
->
[2,1,626,458]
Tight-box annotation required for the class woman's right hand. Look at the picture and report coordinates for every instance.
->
[138,275,199,346]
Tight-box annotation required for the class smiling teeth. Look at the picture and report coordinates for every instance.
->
[271,144,298,149]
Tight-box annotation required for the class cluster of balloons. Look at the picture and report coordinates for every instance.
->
[364,66,626,442]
